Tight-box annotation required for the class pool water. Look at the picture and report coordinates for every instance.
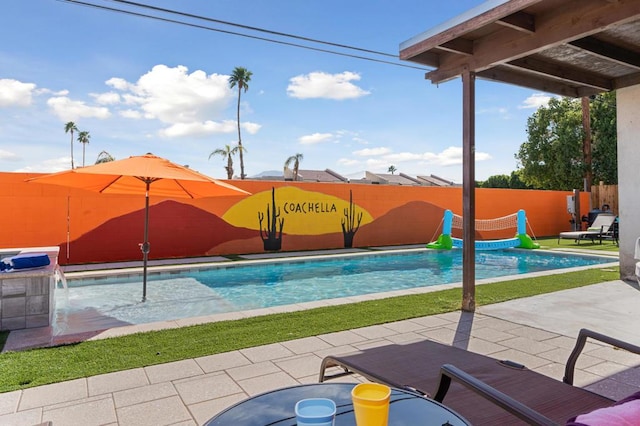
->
[55,249,616,332]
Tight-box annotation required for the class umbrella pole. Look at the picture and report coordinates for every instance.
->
[142,181,150,302]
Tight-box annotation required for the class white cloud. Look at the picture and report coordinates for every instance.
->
[299,132,334,145]
[91,91,121,105]
[348,145,491,167]
[112,65,232,123]
[352,136,368,145]
[417,146,491,166]
[384,152,424,162]
[365,158,389,169]
[337,158,360,166]
[353,147,391,156]
[0,79,37,107]
[105,64,254,139]
[119,109,142,119]
[158,120,262,138]
[287,71,370,100]
[242,122,261,135]
[121,93,145,105]
[47,96,111,121]
[35,88,68,96]
[158,120,236,138]
[478,106,510,119]
[519,93,554,109]
[105,77,132,91]
[0,149,19,160]
[14,157,71,173]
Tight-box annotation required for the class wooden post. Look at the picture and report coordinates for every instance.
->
[462,69,476,312]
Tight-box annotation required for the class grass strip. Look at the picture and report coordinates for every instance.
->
[536,236,619,252]
[0,266,619,393]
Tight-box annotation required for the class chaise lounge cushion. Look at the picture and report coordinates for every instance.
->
[567,391,640,426]
[2,253,50,270]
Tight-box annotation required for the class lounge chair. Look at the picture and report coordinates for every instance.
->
[319,329,640,425]
[557,213,616,245]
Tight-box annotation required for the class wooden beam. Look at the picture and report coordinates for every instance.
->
[570,37,640,70]
[424,0,640,84]
[462,69,476,313]
[400,0,543,60]
[439,38,474,55]
[409,51,440,68]
[477,65,581,97]
[496,11,535,33]
[614,71,640,89]
[506,56,614,90]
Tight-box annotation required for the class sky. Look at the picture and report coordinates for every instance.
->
[1,0,554,182]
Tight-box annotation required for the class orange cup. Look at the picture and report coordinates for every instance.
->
[351,383,391,426]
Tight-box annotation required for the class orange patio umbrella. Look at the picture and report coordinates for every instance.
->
[27,153,250,301]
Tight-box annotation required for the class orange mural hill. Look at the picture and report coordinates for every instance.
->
[0,173,585,264]
[60,201,256,264]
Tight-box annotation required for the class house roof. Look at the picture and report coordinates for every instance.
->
[365,172,422,185]
[417,174,458,186]
[400,0,640,97]
[288,169,347,182]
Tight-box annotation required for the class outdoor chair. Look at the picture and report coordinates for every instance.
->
[557,213,616,245]
[319,329,640,425]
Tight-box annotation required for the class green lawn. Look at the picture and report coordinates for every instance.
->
[536,236,619,252]
[0,264,620,393]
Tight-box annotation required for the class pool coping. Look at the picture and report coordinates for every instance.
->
[4,246,619,352]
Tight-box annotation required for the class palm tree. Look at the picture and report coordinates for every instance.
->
[64,122,78,169]
[209,144,241,179]
[284,153,304,181]
[228,66,253,180]
[77,131,91,167]
[95,150,115,164]
[388,165,397,175]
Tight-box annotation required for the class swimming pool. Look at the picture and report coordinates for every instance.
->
[55,249,616,333]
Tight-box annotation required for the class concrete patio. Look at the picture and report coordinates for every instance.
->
[0,278,639,425]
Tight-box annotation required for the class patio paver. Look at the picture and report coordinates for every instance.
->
[1,280,639,425]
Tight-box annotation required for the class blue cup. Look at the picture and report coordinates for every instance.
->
[295,398,336,426]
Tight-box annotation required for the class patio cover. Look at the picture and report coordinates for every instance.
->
[400,0,640,310]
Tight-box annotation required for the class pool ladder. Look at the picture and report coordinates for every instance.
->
[54,264,68,290]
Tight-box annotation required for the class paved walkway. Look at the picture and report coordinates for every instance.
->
[1,279,639,425]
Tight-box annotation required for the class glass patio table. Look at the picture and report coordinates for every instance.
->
[204,382,470,425]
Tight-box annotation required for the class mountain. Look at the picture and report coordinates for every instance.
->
[252,170,283,178]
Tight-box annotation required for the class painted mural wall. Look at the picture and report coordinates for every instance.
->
[0,172,588,265]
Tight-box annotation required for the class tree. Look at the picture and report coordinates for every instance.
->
[228,66,253,180]
[284,153,304,181]
[590,92,617,184]
[95,151,115,164]
[387,165,397,175]
[516,95,617,190]
[77,131,91,167]
[516,97,586,190]
[209,144,241,179]
[509,170,531,189]
[64,122,78,169]
[480,174,510,188]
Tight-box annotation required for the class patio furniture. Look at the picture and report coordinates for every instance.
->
[319,329,640,425]
[203,383,470,425]
[557,213,616,245]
